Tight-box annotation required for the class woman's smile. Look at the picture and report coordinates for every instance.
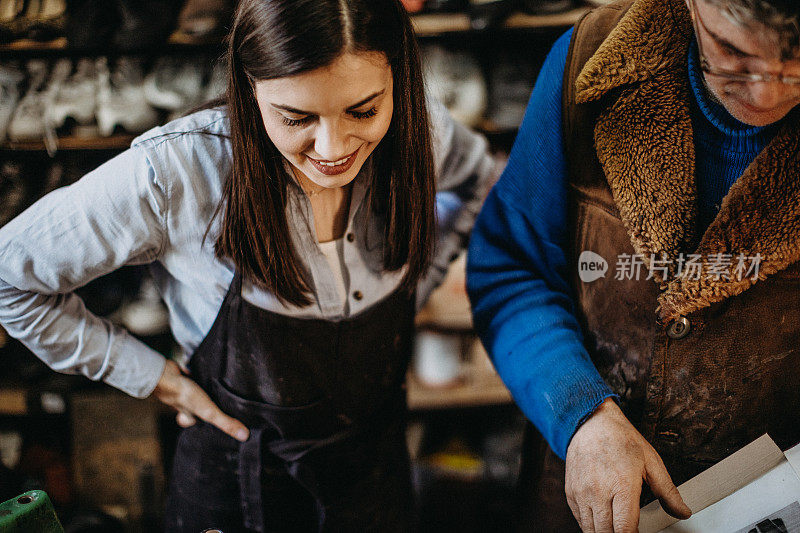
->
[306,146,361,175]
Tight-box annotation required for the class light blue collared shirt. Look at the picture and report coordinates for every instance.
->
[0,105,495,399]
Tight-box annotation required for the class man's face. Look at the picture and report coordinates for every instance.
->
[692,0,800,126]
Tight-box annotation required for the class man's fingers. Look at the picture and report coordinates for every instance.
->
[566,493,582,528]
[611,490,641,533]
[592,502,614,533]
[580,506,597,533]
[645,456,691,519]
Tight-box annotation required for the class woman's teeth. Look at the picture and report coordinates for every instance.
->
[318,155,350,167]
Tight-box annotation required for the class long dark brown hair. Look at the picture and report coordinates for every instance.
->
[215,0,436,307]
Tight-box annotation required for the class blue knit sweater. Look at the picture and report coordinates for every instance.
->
[466,29,782,459]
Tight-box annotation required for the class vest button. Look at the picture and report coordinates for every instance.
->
[666,316,691,339]
[346,233,354,243]
[353,290,363,301]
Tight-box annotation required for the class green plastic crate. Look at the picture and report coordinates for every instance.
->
[0,491,64,533]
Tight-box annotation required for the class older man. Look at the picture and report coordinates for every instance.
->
[467,0,800,531]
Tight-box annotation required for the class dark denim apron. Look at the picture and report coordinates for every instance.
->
[163,270,416,532]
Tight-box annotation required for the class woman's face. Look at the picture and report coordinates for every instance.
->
[254,51,394,191]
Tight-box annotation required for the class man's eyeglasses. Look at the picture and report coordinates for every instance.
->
[688,0,800,86]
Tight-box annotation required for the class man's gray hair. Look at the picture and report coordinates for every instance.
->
[703,0,800,58]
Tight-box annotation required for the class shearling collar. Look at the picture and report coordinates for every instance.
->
[573,0,800,323]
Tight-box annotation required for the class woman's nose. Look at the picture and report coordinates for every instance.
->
[313,120,349,161]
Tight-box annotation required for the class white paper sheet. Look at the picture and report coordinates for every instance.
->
[640,435,800,533]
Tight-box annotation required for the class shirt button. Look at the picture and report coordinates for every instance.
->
[353,290,363,301]
[666,316,691,339]
[346,233,355,243]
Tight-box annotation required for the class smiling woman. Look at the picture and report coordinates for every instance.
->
[0,0,496,531]
[253,52,395,243]
[221,0,436,308]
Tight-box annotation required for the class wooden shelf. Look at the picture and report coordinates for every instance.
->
[0,37,67,51]
[0,388,27,415]
[411,7,589,36]
[0,31,220,54]
[504,7,590,29]
[406,372,512,410]
[2,134,135,152]
[415,253,473,332]
[406,334,512,410]
[0,8,590,53]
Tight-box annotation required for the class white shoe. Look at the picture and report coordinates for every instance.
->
[0,62,24,141]
[118,276,169,337]
[486,56,537,131]
[143,56,205,112]
[203,57,226,101]
[46,57,97,136]
[95,57,159,137]
[7,59,52,141]
[422,45,488,128]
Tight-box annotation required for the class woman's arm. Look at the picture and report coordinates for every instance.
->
[416,98,498,306]
[0,146,168,398]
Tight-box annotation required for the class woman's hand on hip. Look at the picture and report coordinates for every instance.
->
[152,359,250,442]
[564,398,691,533]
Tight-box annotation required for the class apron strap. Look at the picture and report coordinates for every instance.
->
[238,427,265,532]
[231,269,244,297]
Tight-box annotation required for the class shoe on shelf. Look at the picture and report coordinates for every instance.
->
[422,44,487,128]
[27,0,66,41]
[0,0,26,43]
[7,59,54,141]
[117,275,170,337]
[468,0,516,30]
[424,0,467,13]
[41,153,80,194]
[0,62,24,142]
[143,55,206,112]
[203,57,226,101]
[0,159,29,227]
[174,0,233,42]
[485,54,538,131]
[65,0,117,50]
[46,57,98,137]
[113,0,182,51]
[96,57,159,137]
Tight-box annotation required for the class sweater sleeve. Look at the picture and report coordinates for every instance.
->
[466,28,615,459]
[0,145,169,398]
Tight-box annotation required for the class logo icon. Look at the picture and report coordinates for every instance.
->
[578,251,608,283]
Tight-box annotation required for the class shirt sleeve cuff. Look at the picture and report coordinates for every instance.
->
[103,333,167,398]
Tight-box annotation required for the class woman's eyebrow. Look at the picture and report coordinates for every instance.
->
[270,89,386,115]
[345,89,386,111]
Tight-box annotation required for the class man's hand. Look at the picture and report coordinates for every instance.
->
[565,398,691,533]
[152,360,250,442]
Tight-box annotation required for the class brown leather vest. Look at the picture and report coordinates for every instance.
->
[563,0,800,484]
